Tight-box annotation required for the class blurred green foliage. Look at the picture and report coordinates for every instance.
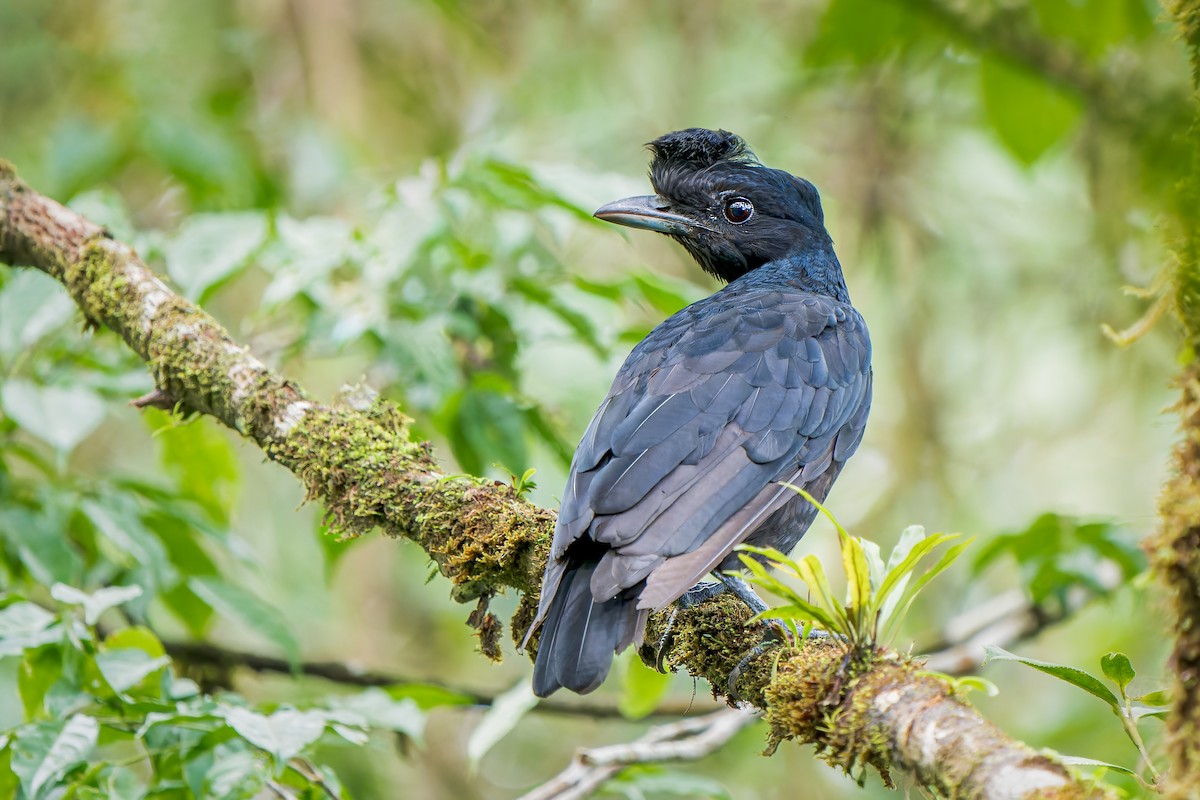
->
[0,0,1190,796]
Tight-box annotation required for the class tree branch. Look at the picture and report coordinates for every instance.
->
[518,707,758,800]
[0,162,1110,798]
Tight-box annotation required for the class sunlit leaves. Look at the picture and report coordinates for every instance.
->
[0,602,59,658]
[50,583,142,626]
[9,716,98,800]
[224,707,327,764]
[0,587,457,797]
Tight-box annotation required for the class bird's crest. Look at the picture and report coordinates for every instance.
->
[647,129,760,200]
[647,129,757,170]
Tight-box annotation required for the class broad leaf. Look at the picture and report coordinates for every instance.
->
[10,716,99,799]
[1,381,106,455]
[985,646,1120,712]
[223,706,326,763]
[95,649,169,694]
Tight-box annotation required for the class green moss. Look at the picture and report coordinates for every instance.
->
[270,397,553,604]
[765,647,903,788]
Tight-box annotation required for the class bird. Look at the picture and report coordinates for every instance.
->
[524,128,872,697]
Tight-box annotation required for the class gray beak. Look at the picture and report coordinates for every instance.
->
[594,195,698,235]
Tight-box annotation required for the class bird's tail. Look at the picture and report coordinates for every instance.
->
[531,561,644,697]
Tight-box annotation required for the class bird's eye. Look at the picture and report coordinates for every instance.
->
[723,198,753,224]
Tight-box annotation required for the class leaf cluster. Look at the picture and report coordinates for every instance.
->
[738,488,969,658]
[0,585,436,799]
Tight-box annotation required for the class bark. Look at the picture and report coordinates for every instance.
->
[1150,3,1200,796]
[0,161,1111,798]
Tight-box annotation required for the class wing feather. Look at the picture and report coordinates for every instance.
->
[535,285,872,631]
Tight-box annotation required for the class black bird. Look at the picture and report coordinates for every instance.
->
[525,129,872,697]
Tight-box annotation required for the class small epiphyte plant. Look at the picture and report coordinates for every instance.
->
[985,647,1168,790]
[736,486,970,657]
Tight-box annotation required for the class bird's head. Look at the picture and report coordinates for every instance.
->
[595,128,832,284]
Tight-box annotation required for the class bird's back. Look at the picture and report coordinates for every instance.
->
[529,272,871,695]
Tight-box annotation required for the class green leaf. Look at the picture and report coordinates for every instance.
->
[882,538,972,640]
[1,380,106,455]
[223,706,326,763]
[467,679,538,771]
[619,654,672,720]
[187,578,300,667]
[1135,689,1170,706]
[164,211,268,301]
[10,716,99,799]
[807,0,927,66]
[795,554,850,632]
[980,56,1081,165]
[1030,0,1155,56]
[878,532,961,627]
[985,646,1121,712]
[50,584,143,626]
[19,645,64,719]
[444,379,529,477]
[1132,704,1170,721]
[1100,652,1136,697]
[184,740,266,800]
[94,649,169,694]
[842,534,872,614]
[954,676,1000,697]
[387,682,476,710]
[1057,755,1136,776]
[0,602,60,657]
[750,601,839,633]
[150,411,239,522]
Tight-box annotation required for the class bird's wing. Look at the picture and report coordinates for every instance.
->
[546,288,871,612]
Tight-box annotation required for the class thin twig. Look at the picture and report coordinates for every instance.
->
[518,707,758,800]
[163,638,718,719]
[922,568,1122,675]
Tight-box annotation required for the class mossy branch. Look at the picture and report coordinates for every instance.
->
[1149,3,1200,797]
[0,162,1109,798]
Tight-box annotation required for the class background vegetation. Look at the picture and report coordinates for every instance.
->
[0,0,1191,797]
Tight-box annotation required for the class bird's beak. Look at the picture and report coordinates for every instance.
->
[594,195,698,235]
